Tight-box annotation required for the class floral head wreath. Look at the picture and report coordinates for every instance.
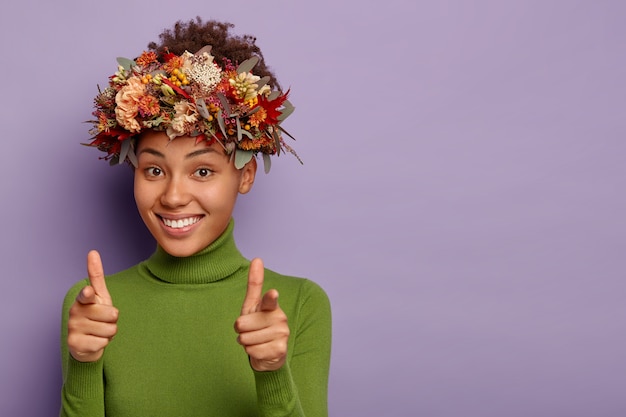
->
[87,46,299,173]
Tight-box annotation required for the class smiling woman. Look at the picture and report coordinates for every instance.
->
[59,17,331,417]
[133,130,255,258]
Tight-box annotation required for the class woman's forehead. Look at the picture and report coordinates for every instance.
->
[137,131,227,156]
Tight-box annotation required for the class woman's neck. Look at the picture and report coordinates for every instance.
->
[143,219,248,284]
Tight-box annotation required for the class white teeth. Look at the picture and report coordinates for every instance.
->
[162,217,200,229]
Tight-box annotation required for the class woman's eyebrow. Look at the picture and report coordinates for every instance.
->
[138,148,165,158]
[185,148,219,159]
[137,147,219,159]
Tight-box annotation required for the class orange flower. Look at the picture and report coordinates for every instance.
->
[164,56,184,73]
[240,135,274,151]
[248,107,267,127]
[238,138,260,151]
[115,78,146,133]
[136,51,158,67]
[138,95,160,117]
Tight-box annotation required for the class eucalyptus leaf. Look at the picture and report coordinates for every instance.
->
[127,147,138,168]
[217,93,232,116]
[217,109,228,138]
[245,106,261,116]
[237,56,259,74]
[263,153,272,174]
[268,91,281,101]
[236,117,242,141]
[240,129,253,139]
[196,99,210,119]
[256,76,270,90]
[195,45,212,56]
[234,149,254,169]
[277,100,295,122]
[116,57,135,71]
[119,138,131,165]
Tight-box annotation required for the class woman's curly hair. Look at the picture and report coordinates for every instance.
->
[148,17,281,91]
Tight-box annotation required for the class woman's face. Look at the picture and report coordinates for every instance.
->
[134,130,256,257]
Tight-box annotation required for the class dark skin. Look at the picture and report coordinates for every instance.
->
[68,253,289,371]
[70,19,290,369]
[68,132,290,371]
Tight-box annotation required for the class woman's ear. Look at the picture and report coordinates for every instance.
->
[238,156,257,194]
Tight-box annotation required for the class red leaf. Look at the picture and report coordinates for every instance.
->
[161,78,191,100]
[258,89,290,125]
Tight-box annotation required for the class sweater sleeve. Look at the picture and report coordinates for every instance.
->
[59,279,106,417]
[253,279,332,417]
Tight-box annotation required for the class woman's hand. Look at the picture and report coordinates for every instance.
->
[67,250,118,363]
[234,258,290,372]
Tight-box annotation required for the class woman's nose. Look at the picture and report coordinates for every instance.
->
[160,177,191,208]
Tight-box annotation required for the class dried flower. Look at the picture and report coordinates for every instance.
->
[229,72,261,102]
[167,101,198,139]
[114,78,146,133]
[87,47,299,170]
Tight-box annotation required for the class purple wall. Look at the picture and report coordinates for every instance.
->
[2,1,625,415]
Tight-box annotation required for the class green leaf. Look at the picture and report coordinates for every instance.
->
[195,45,213,56]
[127,146,138,168]
[256,76,270,90]
[234,149,254,169]
[236,117,242,141]
[245,106,261,116]
[217,93,232,116]
[196,99,210,119]
[119,138,131,165]
[237,56,259,74]
[263,153,271,174]
[116,57,135,71]
[217,109,228,138]
[268,91,281,101]
[277,100,295,122]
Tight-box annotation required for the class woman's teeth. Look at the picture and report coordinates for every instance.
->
[162,217,200,229]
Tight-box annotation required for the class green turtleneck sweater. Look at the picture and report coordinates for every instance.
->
[59,220,331,417]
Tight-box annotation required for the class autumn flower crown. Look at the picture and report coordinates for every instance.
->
[87,46,298,173]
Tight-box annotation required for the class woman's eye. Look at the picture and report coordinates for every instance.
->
[146,167,162,177]
[194,168,213,178]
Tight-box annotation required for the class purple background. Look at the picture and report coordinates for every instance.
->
[1,1,625,415]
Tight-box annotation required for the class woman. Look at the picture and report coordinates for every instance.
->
[60,18,331,417]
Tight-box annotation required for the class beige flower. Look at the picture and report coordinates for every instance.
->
[114,77,146,133]
[166,101,198,139]
[229,72,261,101]
[182,50,222,94]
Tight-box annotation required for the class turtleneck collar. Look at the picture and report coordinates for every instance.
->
[142,219,248,284]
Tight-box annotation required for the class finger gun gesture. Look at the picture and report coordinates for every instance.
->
[234,258,290,371]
